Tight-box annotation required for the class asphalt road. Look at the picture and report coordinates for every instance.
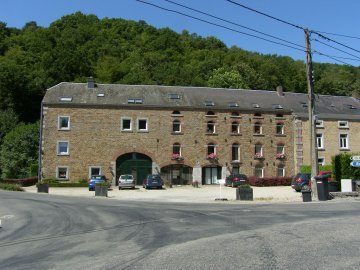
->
[0,190,359,270]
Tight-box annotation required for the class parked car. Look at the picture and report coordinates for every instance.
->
[291,173,311,192]
[118,174,135,190]
[143,174,163,189]
[225,174,248,187]
[88,175,110,191]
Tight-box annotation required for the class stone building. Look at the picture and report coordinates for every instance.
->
[40,80,360,185]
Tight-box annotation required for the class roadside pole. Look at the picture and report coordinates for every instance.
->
[305,29,319,200]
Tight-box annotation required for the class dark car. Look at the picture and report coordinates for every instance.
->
[143,174,163,189]
[88,175,110,191]
[291,173,311,192]
[225,174,248,187]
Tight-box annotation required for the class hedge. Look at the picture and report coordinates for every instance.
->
[0,183,24,191]
[0,176,38,187]
[248,176,292,187]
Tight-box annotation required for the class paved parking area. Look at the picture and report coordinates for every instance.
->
[24,185,305,204]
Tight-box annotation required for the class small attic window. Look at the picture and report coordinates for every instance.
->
[128,98,143,104]
[272,104,283,110]
[205,101,215,107]
[252,103,260,108]
[59,97,73,102]
[97,93,105,97]
[168,93,180,99]
[172,110,181,115]
[228,102,239,108]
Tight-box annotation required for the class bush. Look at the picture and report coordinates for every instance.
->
[248,176,292,187]
[0,176,38,187]
[0,183,24,191]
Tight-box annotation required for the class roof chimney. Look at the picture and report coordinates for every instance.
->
[276,86,284,96]
[87,77,95,89]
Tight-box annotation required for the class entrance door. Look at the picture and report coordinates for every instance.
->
[203,166,220,184]
[116,153,152,185]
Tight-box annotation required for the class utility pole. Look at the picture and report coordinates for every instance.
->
[305,28,319,200]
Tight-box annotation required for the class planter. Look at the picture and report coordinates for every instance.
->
[301,190,312,202]
[95,186,108,197]
[192,181,199,188]
[237,187,253,201]
[37,184,49,193]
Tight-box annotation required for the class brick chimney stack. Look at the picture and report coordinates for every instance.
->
[276,86,284,96]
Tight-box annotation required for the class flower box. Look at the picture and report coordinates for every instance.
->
[171,153,184,160]
[276,153,286,159]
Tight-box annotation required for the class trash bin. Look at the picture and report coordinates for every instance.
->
[328,181,339,192]
[301,190,312,202]
[315,174,329,201]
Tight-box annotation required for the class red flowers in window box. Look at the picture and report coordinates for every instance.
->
[171,153,184,160]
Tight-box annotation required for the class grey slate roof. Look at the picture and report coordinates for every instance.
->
[43,82,360,120]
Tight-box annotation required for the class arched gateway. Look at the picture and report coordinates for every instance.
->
[116,153,152,185]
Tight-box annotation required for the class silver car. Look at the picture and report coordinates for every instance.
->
[118,174,135,190]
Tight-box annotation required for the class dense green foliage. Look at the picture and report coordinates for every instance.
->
[0,12,359,179]
[0,122,39,179]
[332,153,360,181]
[0,12,359,123]
[0,183,24,191]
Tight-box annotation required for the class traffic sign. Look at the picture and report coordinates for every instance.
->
[350,156,360,161]
[350,161,360,167]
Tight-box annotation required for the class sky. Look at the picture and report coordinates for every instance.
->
[1,0,359,66]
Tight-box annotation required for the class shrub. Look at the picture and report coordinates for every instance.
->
[248,176,292,187]
[238,184,251,189]
[0,176,38,187]
[0,183,24,191]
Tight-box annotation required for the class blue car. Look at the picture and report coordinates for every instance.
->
[88,175,109,191]
[143,174,163,189]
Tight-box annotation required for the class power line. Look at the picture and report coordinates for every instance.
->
[312,31,360,54]
[225,0,304,30]
[313,51,352,65]
[313,38,360,60]
[163,0,304,50]
[313,51,360,63]
[312,30,360,40]
[136,0,305,52]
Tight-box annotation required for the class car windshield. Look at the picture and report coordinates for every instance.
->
[120,175,133,180]
[92,175,105,180]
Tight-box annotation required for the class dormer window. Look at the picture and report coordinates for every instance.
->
[59,97,72,102]
[228,102,239,108]
[169,93,180,100]
[128,98,143,104]
[272,104,283,110]
[252,103,260,108]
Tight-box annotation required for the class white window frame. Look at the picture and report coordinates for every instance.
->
[277,166,285,177]
[137,118,148,132]
[172,120,181,133]
[57,166,69,180]
[57,141,69,155]
[254,122,262,135]
[172,143,181,155]
[207,143,216,155]
[121,117,132,131]
[207,121,216,134]
[276,122,284,135]
[254,166,264,177]
[315,120,324,128]
[231,121,240,134]
[89,166,102,178]
[318,157,325,166]
[338,121,349,128]
[255,144,263,156]
[58,116,70,130]
[231,143,240,161]
[316,133,324,149]
[276,144,285,154]
[339,133,349,149]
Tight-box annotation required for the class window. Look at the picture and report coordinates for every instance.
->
[59,97,72,102]
[205,101,215,107]
[138,118,148,132]
[277,165,285,177]
[207,143,216,155]
[254,122,262,134]
[58,116,70,130]
[276,144,285,154]
[169,93,180,99]
[339,134,349,149]
[232,143,240,161]
[121,118,132,131]
[231,121,240,134]
[57,141,69,155]
[172,120,181,133]
[172,110,181,115]
[252,104,260,108]
[206,111,216,116]
[228,102,239,108]
[89,167,101,177]
[254,165,264,177]
[318,157,325,166]
[254,144,263,158]
[316,120,324,128]
[338,121,349,128]
[57,167,69,180]
[173,143,181,155]
[128,98,143,104]
[207,121,216,133]
[276,122,284,135]
[316,133,324,149]
[231,112,240,117]
[272,104,283,109]
[275,113,284,118]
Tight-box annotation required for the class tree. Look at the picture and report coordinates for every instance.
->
[0,122,39,179]
[208,67,248,89]
[0,109,18,144]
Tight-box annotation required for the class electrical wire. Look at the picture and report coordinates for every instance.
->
[163,0,304,50]
[313,38,360,60]
[136,0,305,52]
[312,30,360,40]
[312,31,360,54]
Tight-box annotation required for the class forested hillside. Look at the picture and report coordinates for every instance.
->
[1,11,359,123]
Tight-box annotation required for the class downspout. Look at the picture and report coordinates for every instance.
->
[38,101,44,183]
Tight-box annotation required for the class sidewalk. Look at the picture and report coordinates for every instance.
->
[23,185,304,204]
